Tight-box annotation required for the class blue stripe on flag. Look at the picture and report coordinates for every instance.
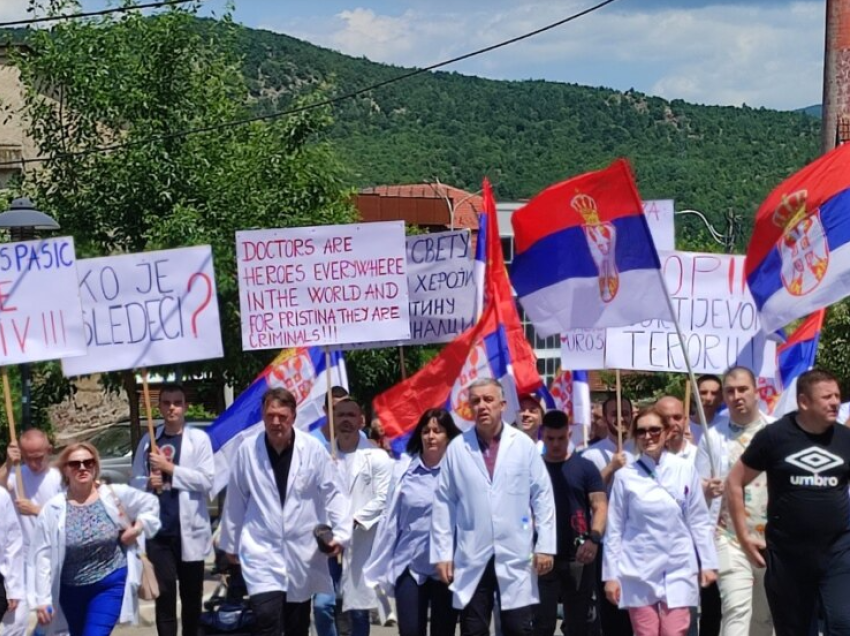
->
[511,215,661,298]
[207,378,266,453]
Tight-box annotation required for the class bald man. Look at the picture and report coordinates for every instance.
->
[656,396,697,464]
[1,429,64,636]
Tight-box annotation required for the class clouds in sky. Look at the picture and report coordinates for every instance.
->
[266,0,825,110]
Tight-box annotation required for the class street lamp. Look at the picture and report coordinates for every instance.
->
[675,208,740,254]
[0,197,60,430]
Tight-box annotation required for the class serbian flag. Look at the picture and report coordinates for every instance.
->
[511,159,671,336]
[759,310,824,417]
[206,346,347,495]
[746,143,850,333]
[550,369,592,450]
[375,179,544,447]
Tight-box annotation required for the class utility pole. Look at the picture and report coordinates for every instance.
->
[822,0,850,152]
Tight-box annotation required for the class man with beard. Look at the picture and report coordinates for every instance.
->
[581,396,636,488]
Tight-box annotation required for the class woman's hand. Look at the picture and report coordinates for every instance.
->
[36,606,53,625]
[604,580,621,606]
[120,524,141,546]
[700,569,718,587]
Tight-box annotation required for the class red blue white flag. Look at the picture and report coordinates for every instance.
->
[510,159,671,336]
[550,368,592,449]
[746,143,850,332]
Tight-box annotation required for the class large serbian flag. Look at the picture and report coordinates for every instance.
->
[206,346,347,494]
[511,159,670,336]
[746,143,850,333]
[758,310,824,417]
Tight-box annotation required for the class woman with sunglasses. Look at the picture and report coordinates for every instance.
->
[363,408,462,636]
[603,406,717,636]
[30,442,161,636]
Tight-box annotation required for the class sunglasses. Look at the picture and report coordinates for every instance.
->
[66,458,96,471]
[634,426,664,438]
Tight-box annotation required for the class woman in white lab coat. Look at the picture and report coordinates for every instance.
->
[364,408,462,636]
[603,406,717,636]
[30,442,161,636]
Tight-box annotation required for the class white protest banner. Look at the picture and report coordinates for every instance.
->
[560,329,606,370]
[237,221,410,349]
[62,246,223,376]
[605,250,776,376]
[643,199,675,251]
[0,237,86,365]
[341,230,475,349]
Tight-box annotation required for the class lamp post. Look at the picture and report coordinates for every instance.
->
[0,197,60,430]
[675,207,740,254]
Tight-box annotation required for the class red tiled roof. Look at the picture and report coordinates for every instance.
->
[356,183,481,230]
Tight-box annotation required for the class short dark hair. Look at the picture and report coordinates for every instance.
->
[723,366,756,387]
[158,383,186,400]
[797,369,840,399]
[330,386,349,399]
[542,410,569,429]
[334,396,362,411]
[697,374,722,388]
[262,387,296,412]
[602,395,633,414]
[631,405,667,438]
[406,408,462,455]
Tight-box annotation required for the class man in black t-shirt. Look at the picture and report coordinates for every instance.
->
[727,369,850,636]
[536,410,607,636]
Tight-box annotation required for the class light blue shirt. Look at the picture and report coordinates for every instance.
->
[393,456,441,584]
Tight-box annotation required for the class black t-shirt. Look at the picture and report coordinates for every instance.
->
[154,431,183,538]
[265,431,296,507]
[545,454,605,561]
[741,413,850,547]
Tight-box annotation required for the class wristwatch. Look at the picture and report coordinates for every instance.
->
[588,531,602,545]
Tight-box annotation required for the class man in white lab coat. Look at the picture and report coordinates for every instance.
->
[333,397,392,636]
[431,378,556,636]
[130,383,215,636]
[219,387,352,636]
[0,429,64,636]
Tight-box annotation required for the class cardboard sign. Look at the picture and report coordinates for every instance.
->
[560,329,606,370]
[643,199,675,251]
[605,251,776,376]
[0,237,86,364]
[237,222,411,349]
[62,246,223,376]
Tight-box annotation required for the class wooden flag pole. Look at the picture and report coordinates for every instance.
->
[2,368,24,499]
[683,378,692,429]
[325,348,337,459]
[615,369,623,452]
[140,369,161,493]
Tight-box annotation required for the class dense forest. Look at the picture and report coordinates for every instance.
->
[224,21,822,249]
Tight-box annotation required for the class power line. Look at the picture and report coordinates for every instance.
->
[0,0,202,29]
[0,0,621,167]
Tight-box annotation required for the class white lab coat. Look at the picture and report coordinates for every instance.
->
[218,431,352,601]
[430,424,556,611]
[338,437,392,611]
[581,437,637,475]
[603,451,717,609]
[0,487,25,603]
[362,454,414,599]
[130,425,215,561]
[29,484,161,634]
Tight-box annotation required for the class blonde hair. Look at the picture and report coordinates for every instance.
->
[55,442,101,486]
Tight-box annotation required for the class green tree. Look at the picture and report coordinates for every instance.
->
[8,1,355,439]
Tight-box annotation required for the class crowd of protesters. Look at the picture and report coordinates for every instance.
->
[0,366,847,636]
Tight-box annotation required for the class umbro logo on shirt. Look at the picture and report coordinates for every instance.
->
[785,447,843,486]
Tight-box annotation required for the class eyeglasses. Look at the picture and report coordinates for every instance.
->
[66,458,96,471]
[634,426,664,438]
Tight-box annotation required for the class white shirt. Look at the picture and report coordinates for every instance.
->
[668,439,697,465]
[603,452,717,609]
[7,467,64,551]
[581,437,637,486]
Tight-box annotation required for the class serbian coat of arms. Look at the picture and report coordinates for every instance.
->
[774,190,829,297]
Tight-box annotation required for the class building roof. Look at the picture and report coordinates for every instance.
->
[356,183,481,230]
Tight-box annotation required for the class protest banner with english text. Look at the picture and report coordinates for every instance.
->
[61,245,223,376]
[237,222,411,349]
[0,237,86,365]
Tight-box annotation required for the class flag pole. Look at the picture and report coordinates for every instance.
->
[325,348,337,459]
[140,368,162,494]
[1,368,24,499]
[683,377,692,430]
[659,284,717,476]
[615,369,623,452]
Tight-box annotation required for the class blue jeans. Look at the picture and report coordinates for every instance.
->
[314,559,342,636]
[348,609,370,636]
[60,566,127,636]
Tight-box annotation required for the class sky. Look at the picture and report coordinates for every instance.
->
[0,0,828,111]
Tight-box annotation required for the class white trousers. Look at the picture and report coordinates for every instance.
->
[716,534,774,636]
